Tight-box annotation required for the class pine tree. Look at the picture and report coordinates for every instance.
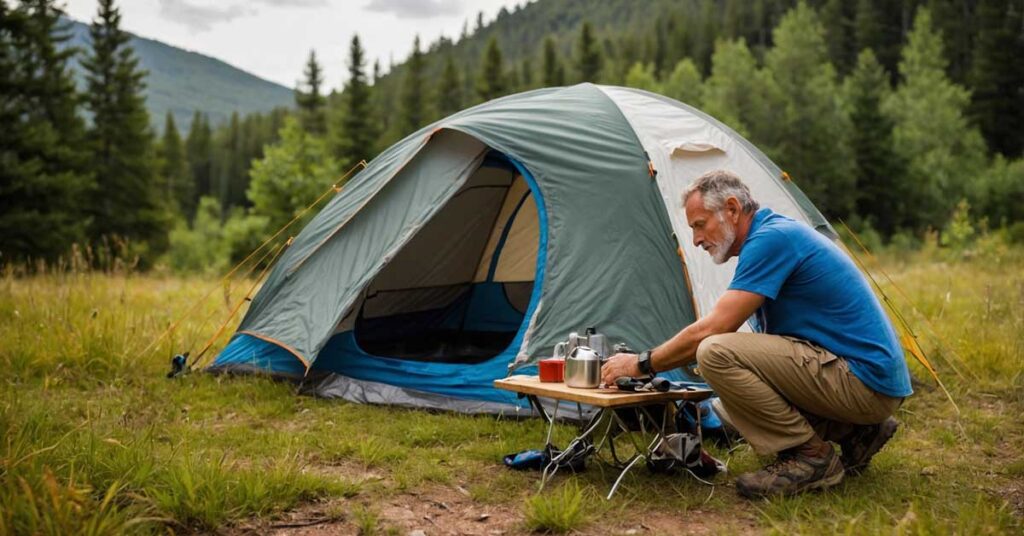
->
[762,2,856,218]
[691,0,719,73]
[821,0,856,75]
[400,35,426,133]
[541,36,564,87]
[519,57,533,90]
[436,52,462,117]
[159,112,192,214]
[83,0,167,252]
[624,62,660,92]
[337,34,376,170]
[476,36,507,101]
[186,111,213,206]
[295,50,326,136]
[969,0,1024,157]
[701,38,769,139]
[854,0,904,82]
[215,111,246,213]
[574,21,602,83]
[883,7,987,230]
[248,117,341,232]
[662,58,704,106]
[0,0,92,262]
[843,49,908,234]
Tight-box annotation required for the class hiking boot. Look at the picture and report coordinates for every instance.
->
[735,444,844,499]
[840,417,899,476]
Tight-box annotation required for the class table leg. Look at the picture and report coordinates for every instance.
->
[603,402,675,499]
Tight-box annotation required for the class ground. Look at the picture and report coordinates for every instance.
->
[1,243,1022,534]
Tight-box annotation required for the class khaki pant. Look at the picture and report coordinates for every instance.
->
[696,332,902,455]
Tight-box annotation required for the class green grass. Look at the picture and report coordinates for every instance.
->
[1,246,1022,534]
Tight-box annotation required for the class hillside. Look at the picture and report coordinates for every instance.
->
[63,18,293,133]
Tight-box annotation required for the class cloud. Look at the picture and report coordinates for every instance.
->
[364,0,462,19]
[252,0,328,6]
[158,0,328,32]
[158,0,253,32]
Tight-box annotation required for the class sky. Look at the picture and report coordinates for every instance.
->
[63,0,519,89]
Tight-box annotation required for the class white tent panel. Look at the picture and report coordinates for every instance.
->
[473,176,539,283]
[598,86,815,319]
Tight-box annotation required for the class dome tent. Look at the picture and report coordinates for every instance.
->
[210,83,832,413]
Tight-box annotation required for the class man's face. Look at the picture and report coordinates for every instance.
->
[685,192,736,264]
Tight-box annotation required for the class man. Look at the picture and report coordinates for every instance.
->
[600,169,912,499]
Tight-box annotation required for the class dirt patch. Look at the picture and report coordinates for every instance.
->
[995,478,1024,520]
[233,484,521,535]
[231,483,760,535]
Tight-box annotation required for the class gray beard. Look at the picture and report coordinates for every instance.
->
[710,216,736,265]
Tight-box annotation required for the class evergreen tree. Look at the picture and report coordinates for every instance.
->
[159,112,192,214]
[248,117,341,232]
[0,0,92,263]
[883,7,987,230]
[662,58,704,106]
[400,35,426,133]
[186,111,213,206]
[624,62,660,92]
[843,49,908,234]
[337,34,376,169]
[541,36,564,87]
[436,52,463,116]
[519,57,534,90]
[476,36,507,101]
[691,0,719,73]
[969,0,1024,157]
[574,21,602,83]
[762,2,856,218]
[701,38,770,139]
[295,49,327,135]
[652,21,668,79]
[83,0,167,251]
[853,0,904,81]
[214,111,246,212]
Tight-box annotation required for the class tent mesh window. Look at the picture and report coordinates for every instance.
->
[354,151,539,364]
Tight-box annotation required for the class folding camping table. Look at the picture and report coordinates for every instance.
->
[494,375,713,498]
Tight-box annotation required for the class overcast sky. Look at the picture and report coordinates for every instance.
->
[63,0,519,89]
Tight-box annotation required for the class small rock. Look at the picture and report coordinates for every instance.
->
[624,530,638,535]
[408,530,427,536]
[476,513,490,522]
[921,466,937,476]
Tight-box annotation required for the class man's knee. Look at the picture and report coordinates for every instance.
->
[695,333,740,373]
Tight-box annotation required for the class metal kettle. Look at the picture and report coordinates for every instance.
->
[564,346,602,389]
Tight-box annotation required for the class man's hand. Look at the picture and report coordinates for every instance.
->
[600,353,641,387]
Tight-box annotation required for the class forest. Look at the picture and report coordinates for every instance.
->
[2,0,1023,270]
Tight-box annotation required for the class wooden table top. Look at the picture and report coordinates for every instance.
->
[494,375,713,408]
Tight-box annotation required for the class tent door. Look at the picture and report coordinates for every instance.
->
[353,151,541,364]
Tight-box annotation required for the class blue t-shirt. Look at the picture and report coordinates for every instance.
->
[728,208,912,398]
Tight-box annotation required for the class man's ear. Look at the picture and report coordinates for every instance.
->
[725,197,741,223]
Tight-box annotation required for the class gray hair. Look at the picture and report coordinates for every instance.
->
[683,169,760,214]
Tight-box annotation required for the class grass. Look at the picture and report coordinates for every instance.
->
[0,245,1022,534]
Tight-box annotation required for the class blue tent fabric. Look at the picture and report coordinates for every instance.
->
[215,333,306,377]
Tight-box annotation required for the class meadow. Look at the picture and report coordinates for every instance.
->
[1,239,1022,535]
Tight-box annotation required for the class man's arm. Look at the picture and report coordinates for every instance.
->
[599,289,765,385]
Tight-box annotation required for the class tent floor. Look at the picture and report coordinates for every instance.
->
[356,329,517,364]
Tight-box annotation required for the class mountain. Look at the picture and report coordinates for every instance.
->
[63,18,293,133]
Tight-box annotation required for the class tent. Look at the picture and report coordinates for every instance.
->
[210,83,833,413]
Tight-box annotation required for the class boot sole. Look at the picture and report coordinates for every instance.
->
[736,467,846,499]
[844,418,899,476]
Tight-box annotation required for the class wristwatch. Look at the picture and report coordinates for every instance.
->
[637,350,655,376]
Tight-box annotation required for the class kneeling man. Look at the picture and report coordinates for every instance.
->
[600,169,911,498]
